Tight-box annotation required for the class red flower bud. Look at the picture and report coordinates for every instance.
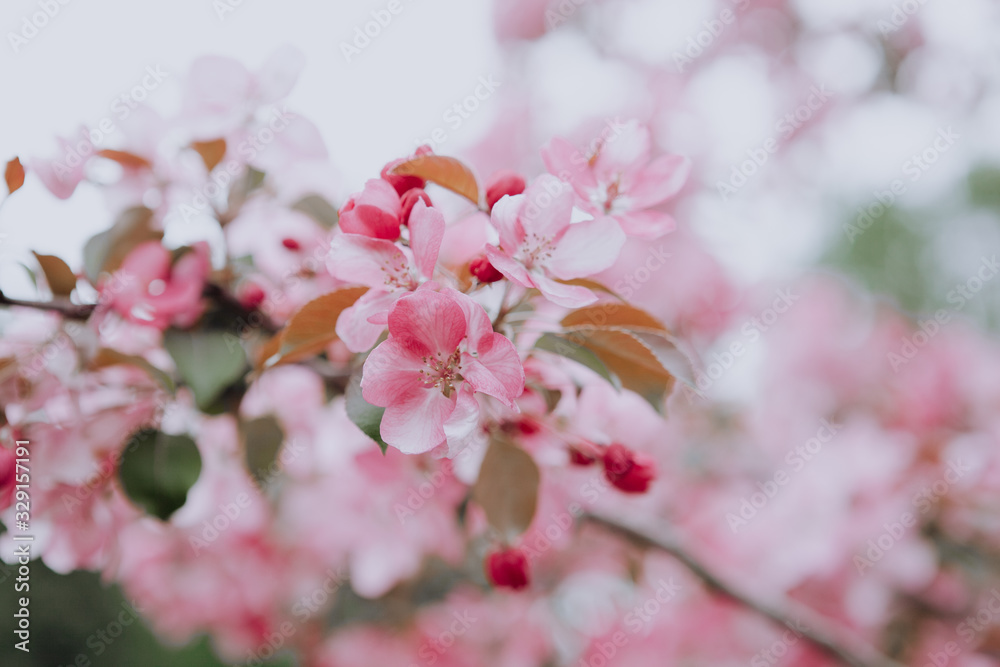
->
[568,447,596,466]
[469,256,504,283]
[281,237,301,251]
[399,188,432,226]
[485,547,530,591]
[602,443,656,494]
[485,170,527,211]
[381,146,434,196]
[238,282,266,311]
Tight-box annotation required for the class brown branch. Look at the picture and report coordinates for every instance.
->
[583,513,905,667]
[0,289,96,319]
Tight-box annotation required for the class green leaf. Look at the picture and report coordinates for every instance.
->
[345,371,388,454]
[292,194,340,229]
[118,429,202,520]
[473,439,540,541]
[240,416,286,488]
[534,333,617,387]
[163,330,247,410]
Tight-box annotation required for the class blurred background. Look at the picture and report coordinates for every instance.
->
[2,0,1000,664]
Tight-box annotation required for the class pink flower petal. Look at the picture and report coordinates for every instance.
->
[628,154,691,209]
[532,272,598,308]
[541,137,596,194]
[327,233,413,289]
[593,120,651,180]
[379,387,457,454]
[407,201,445,279]
[360,339,426,407]
[546,216,626,280]
[461,335,524,407]
[484,246,535,289]
[489,192,526,252]
[336,290,399,352]
[615,210,676,239]
[254,45,306,104]
[387,290,467,358]
[520,176,574,242]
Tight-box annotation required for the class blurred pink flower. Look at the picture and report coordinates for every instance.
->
[109,241,211,330]
[485,174,625,307]
[542,120,690,239]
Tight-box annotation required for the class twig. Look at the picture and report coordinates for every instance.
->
[583,513,905,667]
[0,289,96,319]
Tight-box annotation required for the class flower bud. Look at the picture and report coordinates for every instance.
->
[381,146,434,196]
[400,188,432,226]
[469,256,504,284]
[485,170,527,211]
[602,443,656,494]
[485,547,530,591]
[238,282,266,311]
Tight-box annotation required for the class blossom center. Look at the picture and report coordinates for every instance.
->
[418,349,464,396]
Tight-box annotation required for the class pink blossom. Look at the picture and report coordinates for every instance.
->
[361,287,524,455]
[30,127,92,199]
[108,241,211,330]
[484,174,625,307]
[541,120,690,239]
[338,178,404,240]
[329,201,445,352]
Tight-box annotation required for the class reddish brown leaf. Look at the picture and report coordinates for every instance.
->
[97,149,153,170]
[562,303,669,334]
[391,155,480,205]
[31,251,77,297]
[4,157,25,194]
[192,139,227,172]
[261,287,368,369]
[568,328,675,414]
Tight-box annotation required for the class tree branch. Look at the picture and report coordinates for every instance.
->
[0,289,96,319]
[583,513,905,667]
